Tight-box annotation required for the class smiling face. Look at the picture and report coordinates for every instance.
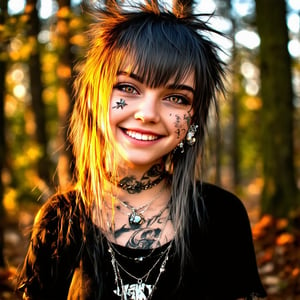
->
[74,12,224,178]
[109,70,195,168]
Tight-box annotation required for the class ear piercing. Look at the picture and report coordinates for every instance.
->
[178,141,184,153]
[175,124,198,153]
[185,124,198,146]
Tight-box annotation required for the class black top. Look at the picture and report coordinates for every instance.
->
[17,182,267,299]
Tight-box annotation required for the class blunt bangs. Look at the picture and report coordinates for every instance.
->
[114,14,198,89]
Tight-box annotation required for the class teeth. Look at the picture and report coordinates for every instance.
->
[125,130,158,141]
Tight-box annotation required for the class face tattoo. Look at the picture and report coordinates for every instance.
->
[112,98,128,110]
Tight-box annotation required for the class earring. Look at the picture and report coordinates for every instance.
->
[185,124,198,146]
[174,140,184,153]
[178,141,184,153]
[174,124,198,154]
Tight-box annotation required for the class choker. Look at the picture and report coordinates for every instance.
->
[114,164,167,194]
[118,173,166,194]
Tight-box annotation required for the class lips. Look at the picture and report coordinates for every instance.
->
[124,129,159,141]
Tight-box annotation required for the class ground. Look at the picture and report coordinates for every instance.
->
[0,187,300,300]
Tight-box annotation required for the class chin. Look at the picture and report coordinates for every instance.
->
[124,156,163,169]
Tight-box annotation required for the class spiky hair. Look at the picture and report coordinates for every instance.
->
[70,0,226,287]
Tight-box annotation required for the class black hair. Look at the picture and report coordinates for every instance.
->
[70,0,227,295]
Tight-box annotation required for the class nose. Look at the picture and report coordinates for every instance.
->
[134,93,160,123]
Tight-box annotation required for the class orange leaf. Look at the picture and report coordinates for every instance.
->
[276,233,295,246]
[276,218,288,230]
[292,268,300,277]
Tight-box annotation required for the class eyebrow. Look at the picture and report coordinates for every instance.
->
[117,71,195,95]
[166,83,195,95]
[117,71,143,82]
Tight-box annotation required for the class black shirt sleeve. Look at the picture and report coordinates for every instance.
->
[198,183,267,299]
[186,183,266,300]
[16,193,81,300]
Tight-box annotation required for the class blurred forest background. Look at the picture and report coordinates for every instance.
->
[0,0,300,299]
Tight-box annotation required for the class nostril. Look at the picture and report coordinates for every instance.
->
[134,112,145,122]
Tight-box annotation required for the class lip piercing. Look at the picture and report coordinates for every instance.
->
[134,112,145,122]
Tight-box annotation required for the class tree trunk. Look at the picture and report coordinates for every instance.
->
[26,0,52,191]
[55,0,75,188]
[255,0,299,217]
[0,0,8,268]
[230,14,242,188]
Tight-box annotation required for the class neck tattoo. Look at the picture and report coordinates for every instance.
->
[118,164,166,194]
[114,185,166,226]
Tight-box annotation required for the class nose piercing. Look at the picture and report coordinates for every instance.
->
[134,112,145,122]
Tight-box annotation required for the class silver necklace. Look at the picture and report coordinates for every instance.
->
[114,185,166,226]
[107,206,170,263]
[108,240,173,300]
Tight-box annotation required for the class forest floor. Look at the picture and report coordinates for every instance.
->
[1,180,300,300]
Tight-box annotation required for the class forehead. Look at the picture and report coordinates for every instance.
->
[178,72,195,88]
[116,51,196,90]
[119,63,195,88]
[113,17,199,89]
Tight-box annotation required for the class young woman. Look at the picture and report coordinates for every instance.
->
[17,0,267,299]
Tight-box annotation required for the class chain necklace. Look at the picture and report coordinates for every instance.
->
[107,205,170,263]
[113,185,166,227]
[108,240,173,300]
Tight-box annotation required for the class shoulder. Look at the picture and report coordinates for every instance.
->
[197,181,248,217]
[190,182,267,299]
[34,190,77,226]
[30,190,81,250]
[194,182,251,234]
[24,190,82,273]
[17,190,82,299]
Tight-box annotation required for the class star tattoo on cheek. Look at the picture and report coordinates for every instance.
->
[112,98,128,109]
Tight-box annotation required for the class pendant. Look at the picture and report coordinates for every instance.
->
[129,211,145,226]
[134,256,145,262]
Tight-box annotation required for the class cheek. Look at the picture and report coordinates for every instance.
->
[109,98,129,123]
[110,98,129,111]
[170,112,190,139]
